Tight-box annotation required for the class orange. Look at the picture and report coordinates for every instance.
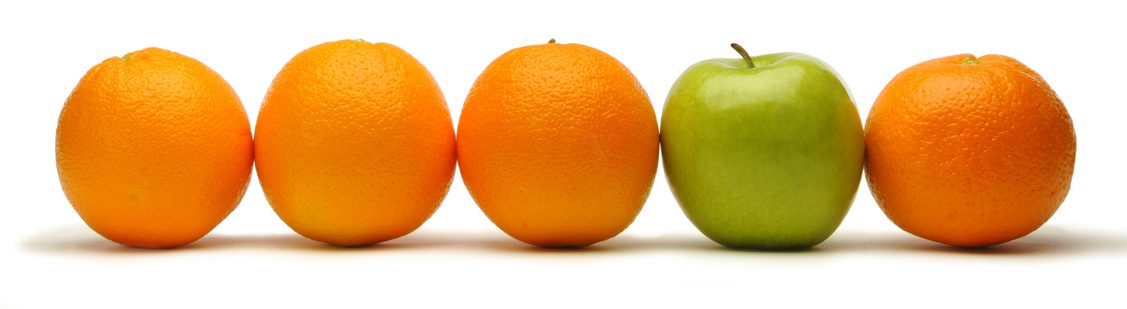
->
[457,40,659,248]
[865,54,1076,247]
[56,48,253,248]
[254,40,456,246]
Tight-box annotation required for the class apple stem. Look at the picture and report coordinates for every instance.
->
[730,43,755,69]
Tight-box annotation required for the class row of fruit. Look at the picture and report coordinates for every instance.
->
[55,39,1076,250]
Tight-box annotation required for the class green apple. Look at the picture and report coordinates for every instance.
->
[660,44,864,250]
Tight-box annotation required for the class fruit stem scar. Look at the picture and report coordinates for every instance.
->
[963,57,980,65]
[549,38,557,44]
[730,43,755,69]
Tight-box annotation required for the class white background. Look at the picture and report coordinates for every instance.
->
[2,0,1124,307]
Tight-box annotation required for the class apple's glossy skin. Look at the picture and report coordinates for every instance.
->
[661,53,864,249]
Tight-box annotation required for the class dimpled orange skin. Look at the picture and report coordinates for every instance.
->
[255,40,456,246]
[56,48,253,248]
[458,41,659,248]
[865,54,1076,248]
